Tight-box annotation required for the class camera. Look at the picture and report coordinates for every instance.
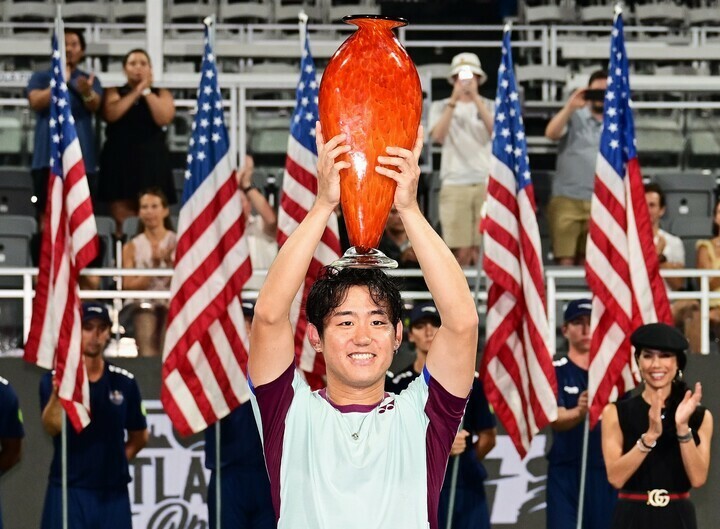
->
[583,89,605,102]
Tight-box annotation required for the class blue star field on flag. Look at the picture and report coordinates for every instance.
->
[600,12,636,177]
[183,26,229,204]
[49,32,78,178]
[290,36,319,154]
[492,29,532,191]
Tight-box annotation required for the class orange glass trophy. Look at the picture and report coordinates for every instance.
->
[319,15,422,268]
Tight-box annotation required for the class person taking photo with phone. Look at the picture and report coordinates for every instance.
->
[429,52,494,267]
[545,69,608,266]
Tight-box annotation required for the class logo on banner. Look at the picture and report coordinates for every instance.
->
[484,434,548,526]
[130,400,210,529]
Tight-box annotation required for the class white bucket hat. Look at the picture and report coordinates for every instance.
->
[448,52,487,86]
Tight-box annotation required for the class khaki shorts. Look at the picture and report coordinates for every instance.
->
[548,195,592,259]
[439,183,486,248]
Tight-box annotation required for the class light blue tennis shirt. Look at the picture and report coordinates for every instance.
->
[250,362,468,529]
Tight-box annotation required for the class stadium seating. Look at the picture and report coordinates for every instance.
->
[670,215,712,268]
[0,168,34,216]
[654,172,715,224]
[0,214,34,288]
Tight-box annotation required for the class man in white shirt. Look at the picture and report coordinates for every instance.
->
[429,52,494,266]
[248,124,478,529]
[645,183,698,351]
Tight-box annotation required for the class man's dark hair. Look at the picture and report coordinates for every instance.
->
[64,28,86,51]
[644,182,666,208]
[306,267,403,335]
[588,69,608,86]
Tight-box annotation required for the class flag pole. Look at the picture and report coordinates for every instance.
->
[298,10,308,54]
[201,16,221,528]
[55,6,69,528]
[575,415,590,529]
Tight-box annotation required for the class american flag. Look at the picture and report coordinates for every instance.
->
[277,30,341,386]
[24,30,99,432]
[481,28,557,457]
[585,11,671,426]
[161,26,253,436]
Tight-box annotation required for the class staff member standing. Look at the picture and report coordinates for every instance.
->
[601,323,713,529]
[39,303,148,529]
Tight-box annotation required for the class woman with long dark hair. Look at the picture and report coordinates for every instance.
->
[601,323,713,529]
[121,188,176,357]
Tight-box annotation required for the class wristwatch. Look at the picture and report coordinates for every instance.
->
[82,92,95,103]
[141,87,152,97]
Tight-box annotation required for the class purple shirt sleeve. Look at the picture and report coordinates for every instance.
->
[250,362,296,520]
[423,367,470,529]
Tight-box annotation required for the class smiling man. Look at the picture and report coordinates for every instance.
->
[248,124,478,529]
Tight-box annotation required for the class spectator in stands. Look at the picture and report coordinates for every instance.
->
[646,183,700,351]
[40,302,148,529]
[386,301,496,529]
[0,375,23,529]
[120,188,177,357]
[695,198,720,343]
[545,70,608,265]
[204,299,275,529]
[99,48,176,237]
[429,52,494,266]
[238,155,278,291]
[547,299,616,529]
[378,207,427,292]
[26,29,103,218]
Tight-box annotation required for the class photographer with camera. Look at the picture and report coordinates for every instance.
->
[429,52,494,267]
[545,69,608,266]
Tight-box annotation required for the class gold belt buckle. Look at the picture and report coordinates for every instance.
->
[647,489,669,507]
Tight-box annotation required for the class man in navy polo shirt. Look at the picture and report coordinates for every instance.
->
[39,302,148,529]
[546,299,616,529]
[26,29,103,215]
[0,375,24,529]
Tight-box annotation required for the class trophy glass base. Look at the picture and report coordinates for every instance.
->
[331,247,398,269]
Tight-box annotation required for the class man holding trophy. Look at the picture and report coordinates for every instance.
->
[249,120,478,528]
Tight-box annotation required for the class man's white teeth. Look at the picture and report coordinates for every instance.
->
[350,353,373,360]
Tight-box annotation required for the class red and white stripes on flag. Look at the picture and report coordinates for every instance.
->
[481,28,557,458]
[277,31,341,387]
[585,12,671,427]
[161,27,253,436]
[24,30,99,432]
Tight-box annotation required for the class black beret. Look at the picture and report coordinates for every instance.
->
[630,322,687,370]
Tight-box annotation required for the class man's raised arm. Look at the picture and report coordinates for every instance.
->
[377,127,478,397]
[249,126,350,385]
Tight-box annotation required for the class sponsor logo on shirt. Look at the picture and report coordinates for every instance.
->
[563,386,580,395]
[109,390,125,405]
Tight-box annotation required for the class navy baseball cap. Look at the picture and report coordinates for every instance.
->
[82,302,111,325]
[563,299,592,324]
[409,302,441,328]
[241,300,255,318]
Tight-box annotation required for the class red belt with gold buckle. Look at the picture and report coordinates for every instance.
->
[618,490,690,507]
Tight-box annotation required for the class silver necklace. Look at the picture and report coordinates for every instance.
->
[350,413,371,440]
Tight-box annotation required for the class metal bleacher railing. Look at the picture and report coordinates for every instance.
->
[2,266,720,354]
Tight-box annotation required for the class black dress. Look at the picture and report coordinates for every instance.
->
[99,85,176,204]
[612,392,706,529]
